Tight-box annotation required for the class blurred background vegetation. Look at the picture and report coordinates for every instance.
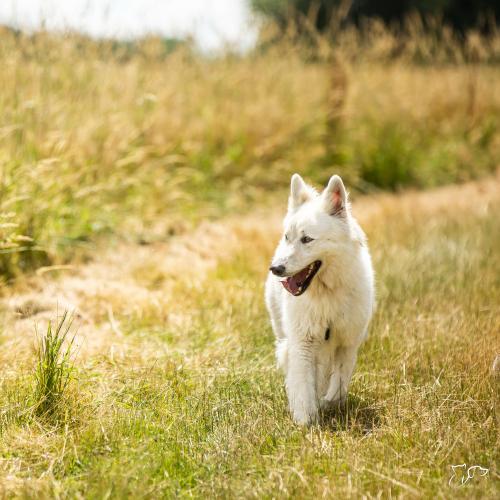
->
[0,1,498,279]
[252,0,500,34]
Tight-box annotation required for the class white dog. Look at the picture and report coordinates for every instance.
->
[265,174,374,425]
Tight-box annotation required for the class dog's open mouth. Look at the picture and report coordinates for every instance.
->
[280,260,322,296]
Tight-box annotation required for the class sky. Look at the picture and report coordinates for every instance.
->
[0,0,258,52]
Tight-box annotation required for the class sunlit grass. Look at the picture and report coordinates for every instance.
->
[0,25,498,278]
[0,180,497,497]
[0,18,498,498]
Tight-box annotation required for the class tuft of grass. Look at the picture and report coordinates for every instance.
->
[33,311,75,418]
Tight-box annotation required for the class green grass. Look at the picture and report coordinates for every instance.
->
[33,311,75,418]
[0,182,498,498]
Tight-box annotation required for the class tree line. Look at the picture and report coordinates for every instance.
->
[251,0,499,34]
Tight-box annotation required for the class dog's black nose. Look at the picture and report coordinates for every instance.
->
[270,265,286,277]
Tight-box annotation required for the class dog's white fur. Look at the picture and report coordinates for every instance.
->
[265,173,374,425]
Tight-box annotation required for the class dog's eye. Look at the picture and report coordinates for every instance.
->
[284,234,289,241]
[301,236,314,244]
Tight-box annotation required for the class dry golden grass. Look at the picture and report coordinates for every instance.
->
[0,176,498,498]
[0,27,498,277]
[0,22,499,498]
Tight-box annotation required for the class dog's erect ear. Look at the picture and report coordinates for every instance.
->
[289,173,313,211]
[322,175,348,216]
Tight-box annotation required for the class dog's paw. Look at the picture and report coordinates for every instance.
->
[292,407,318,426]
[290,398,319,426]
[320,395,347,412]
[319,397,331,410]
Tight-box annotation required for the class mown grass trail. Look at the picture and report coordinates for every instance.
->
[0,177,498,498]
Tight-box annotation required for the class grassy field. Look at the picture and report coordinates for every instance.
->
[0,177,498,498]
[0,22,499,499]
[0,27,499,277]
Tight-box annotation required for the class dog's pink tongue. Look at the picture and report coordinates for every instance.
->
[281,266,310,295]
[282,276,299,295]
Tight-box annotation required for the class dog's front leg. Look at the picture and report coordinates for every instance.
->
[322,345,359,406]
[286,339,318,425]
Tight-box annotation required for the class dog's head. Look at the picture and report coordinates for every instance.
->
[269,173,354,296]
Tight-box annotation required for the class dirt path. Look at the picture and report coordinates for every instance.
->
[2,176,499,363]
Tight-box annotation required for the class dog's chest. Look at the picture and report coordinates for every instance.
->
[284,290,354,343]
